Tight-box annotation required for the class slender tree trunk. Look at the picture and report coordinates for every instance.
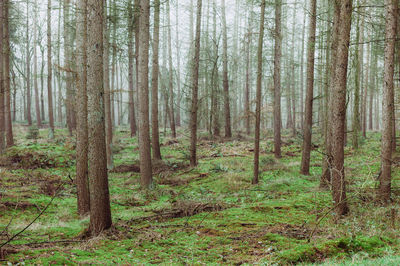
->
[331,0,352,217]
[299,1,306,132]
[352,3,361,149]
[189,0,203,167]
[167,0,176,138]
[4,0,13,147]
[0,1,5,153]
[64,0,74,134]
[252,0,265,185]
[151,0,162,161]
[138,0,153,188]
[290,0,297,136]
[47,0,55,139]
[76,0,90,216]
[221,0,231,138]
[57,0,63,125]
[273,0,282,158]
[175,0,181,127]
[245,26,251,135]
[128,0,137,137]
[103,0,114,170]
[33,0,41,127]
[26,1,32,126]
[87,0,112,235]
[300,0,316,176]
[379,0,397,203]
[362,41,370,138]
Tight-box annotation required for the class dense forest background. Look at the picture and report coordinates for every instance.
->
[1,0,400,264]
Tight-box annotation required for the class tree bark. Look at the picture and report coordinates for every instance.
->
[46,3,55,136]
[103,0,114,170]
[127,0,137,137]
[87,0,112,235]
[4,0,13,147]
[189,0,203,167]
[138,0,153,188]
[151,0,162,161]
[167,0,176,138]
[252,0,265,185]
[273,0,282,159]
[0,1,5,153]
[76,0,90,216]
[331,0,352,217]
[379,0,397,203]
[221,0,231,138]
[26,0,32,126]
[300,0,316,176]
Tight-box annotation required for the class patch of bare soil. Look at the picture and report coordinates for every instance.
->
[111,160,188,175]
[110,164,140,173]
[0,150,60,170]
[129,201,229,223]
[0,201,39,211]
[158,173,208,186]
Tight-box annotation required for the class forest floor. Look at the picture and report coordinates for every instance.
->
[1,125,400,265]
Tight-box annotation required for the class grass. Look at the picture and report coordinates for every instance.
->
[1,125,400,264]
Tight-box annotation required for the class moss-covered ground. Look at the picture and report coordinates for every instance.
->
[1,125,400,265]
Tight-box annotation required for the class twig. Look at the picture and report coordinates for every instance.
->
[0,183,63,250]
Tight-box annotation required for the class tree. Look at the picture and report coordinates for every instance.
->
[167,0,176,138]
[151,0,162,161]
[87,0,112,235]
[138,0,153,188]
[4,0,13,147]
[252,0,265,185]
[76,0,90,216]
[331,0,352,216]
[221,0,232,138]
[273,0,282,159]
[47,0,55,139]
[127,0,137,137]
[0,0,4,153]
[33,0,41,128]
[64,0,75,135]
[26,0,32,126]
[189,0,203,167]
[379,0,398,203]
[104,0,114,170]
[300,0,317,176]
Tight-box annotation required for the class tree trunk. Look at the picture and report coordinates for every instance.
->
[87,0,112,235]
[175,0,181,127]
[221,0,231,138]
[252,0,265,185]
[362,42,370,138]
[103,0,114,170]
[26,0,32,126]
[273,0,282,158]
[33,0,41,128]
[321,0,339,188]
[138,0,153,188]
[352,3,361,149]
[4,0,13,147]
[379,0,397,203]
[76,0,90,216]
[0,1,5,153]
[128,0,137,137]
[151,0,162,161]
[331,0,352,217]
[300,0,317,176]
[167,0,176,138]
[64,0,75,134]
[189,0,203,167]
[47,0,55,139]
